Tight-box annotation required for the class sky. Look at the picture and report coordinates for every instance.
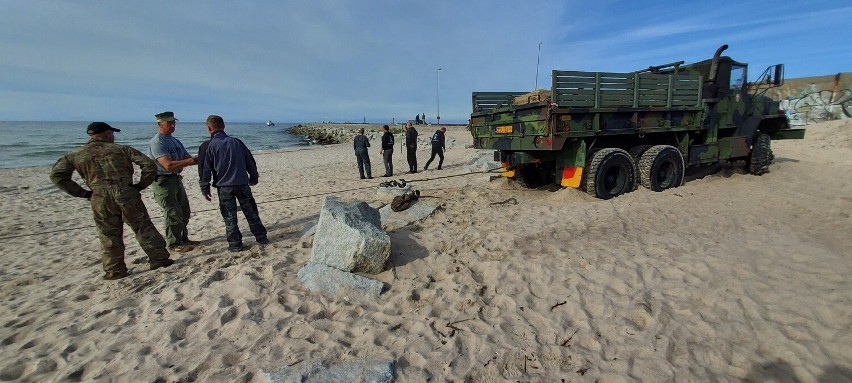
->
[1,0,850,123]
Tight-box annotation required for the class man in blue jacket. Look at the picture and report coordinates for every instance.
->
[199,115,269,252]
[379,124,395,177]
[424,127,447,171]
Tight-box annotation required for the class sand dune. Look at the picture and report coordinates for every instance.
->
[0,121,849,382]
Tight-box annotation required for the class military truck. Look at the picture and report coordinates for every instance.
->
[469,44,805,199]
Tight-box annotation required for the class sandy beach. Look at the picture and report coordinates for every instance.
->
[0,121,850,382]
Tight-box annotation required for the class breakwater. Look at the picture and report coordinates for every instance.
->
[288,123,407,145]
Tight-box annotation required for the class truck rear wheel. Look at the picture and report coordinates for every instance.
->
[638,145,685,192]
[748,133,771,175]
[582,148,636,199]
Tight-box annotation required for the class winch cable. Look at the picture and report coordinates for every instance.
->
[0,166,504,241]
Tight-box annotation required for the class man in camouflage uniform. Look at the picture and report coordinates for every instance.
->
[50,122,174,280]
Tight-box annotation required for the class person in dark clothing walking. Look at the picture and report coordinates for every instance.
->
[199,115,269,252]
[404,122,419,173]
[424,127,447,170]
[353,128,372,179]
[380,125,395,177]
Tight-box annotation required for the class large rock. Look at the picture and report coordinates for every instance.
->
[378,202,438,231]
[311,196,390,274]
[256,360,396,383]
[464,150,501,173]
[375,184,411,198]
[297,262,384,298]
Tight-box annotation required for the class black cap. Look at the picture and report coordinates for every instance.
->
[87,122,121,135]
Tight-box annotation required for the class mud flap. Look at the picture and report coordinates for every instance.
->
[560,166,583,188]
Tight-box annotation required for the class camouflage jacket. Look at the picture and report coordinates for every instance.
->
[50,137,158,198]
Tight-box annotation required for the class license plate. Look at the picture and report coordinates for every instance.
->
[496,125,513,134]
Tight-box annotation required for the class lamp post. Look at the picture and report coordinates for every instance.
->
[436,68,442,126]
[535,42,542,89]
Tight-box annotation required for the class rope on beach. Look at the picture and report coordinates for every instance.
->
[0,166,504,241]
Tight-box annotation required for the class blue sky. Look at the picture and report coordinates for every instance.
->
[1,0,850,123]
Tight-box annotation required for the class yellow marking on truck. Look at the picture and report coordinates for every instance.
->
[560,166,583,188]
[496,125,513,134]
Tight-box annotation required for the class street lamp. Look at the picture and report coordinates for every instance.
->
[436,68,442,126]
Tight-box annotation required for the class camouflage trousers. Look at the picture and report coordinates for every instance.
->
[90,184,170,276]
[151,175,191,247]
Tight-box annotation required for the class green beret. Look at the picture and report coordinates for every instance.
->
[155,111,178,122]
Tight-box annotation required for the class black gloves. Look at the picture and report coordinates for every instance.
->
[130,183,143,191]
[82,190,93,199]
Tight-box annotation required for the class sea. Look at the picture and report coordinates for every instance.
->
[0,121,306,169]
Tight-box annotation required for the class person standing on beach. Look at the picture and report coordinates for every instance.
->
[148,111,198,253]
[424,127,447,171]
[405,122,419,173]
[353,128,373,179]
[50,122,174,280]
[199,115,269,252]
[380,125,395,177]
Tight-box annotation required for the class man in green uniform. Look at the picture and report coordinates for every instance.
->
[50,122,174,280]
[148,111,198,252]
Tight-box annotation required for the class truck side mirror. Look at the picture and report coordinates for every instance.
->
[773,64,784,86]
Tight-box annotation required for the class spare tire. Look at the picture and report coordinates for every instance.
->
[638,145,685,192]
[582,148,636,199]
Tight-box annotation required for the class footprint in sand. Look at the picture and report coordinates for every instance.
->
[0,363,25,381]
[220,307,237,325]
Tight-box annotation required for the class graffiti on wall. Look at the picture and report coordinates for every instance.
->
[770,73,852,126]
[780,87,852,126]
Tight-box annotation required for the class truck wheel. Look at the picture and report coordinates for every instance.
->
[638,145,685,192]
[748,133,771,175]
[582,148,636,199]
[628,145,652,190]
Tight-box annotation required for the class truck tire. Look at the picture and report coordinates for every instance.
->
[628,145,652,191]
[582,148,636,199]
[638,145,685,192]
[748,133,771,175]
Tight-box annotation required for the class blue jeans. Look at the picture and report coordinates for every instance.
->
[355,147,371,178]
[382,149,393,176]
[217,185,267,250]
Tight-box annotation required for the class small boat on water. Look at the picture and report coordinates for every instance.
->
[266,120,275,126]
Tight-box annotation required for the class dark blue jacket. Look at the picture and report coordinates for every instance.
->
[430,130,445,150]
[381,131,395,150]
[200,131,258,195]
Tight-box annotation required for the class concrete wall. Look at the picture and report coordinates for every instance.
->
[764,72,852,126]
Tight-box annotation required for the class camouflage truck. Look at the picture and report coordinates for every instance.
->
[469,44,805,199]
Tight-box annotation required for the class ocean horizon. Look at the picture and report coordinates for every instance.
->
[0,121,305,169]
